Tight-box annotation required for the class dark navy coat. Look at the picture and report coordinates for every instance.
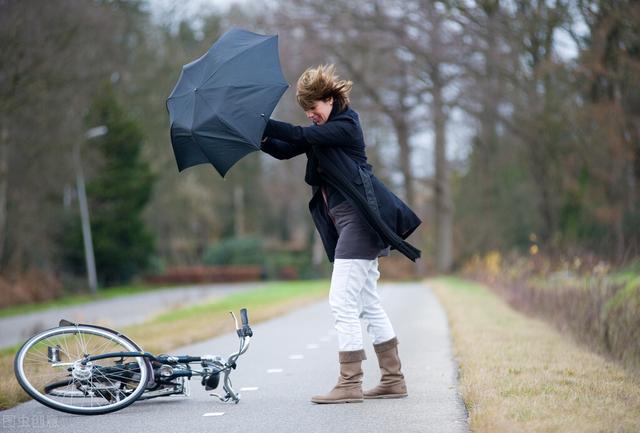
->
[261,105,421,262]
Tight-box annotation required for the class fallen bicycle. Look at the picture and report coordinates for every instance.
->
[14,308,253,415]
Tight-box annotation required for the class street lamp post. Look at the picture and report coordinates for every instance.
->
[74,125,107,295]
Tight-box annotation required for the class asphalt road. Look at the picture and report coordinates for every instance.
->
[2,282,470,433]
[0,282,261,349]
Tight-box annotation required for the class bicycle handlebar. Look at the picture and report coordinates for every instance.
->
[240,308,249,326]
[234,308,253,338]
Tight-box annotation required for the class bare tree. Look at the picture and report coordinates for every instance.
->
[0,0,131,276]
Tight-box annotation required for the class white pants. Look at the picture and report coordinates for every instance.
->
[329,258,396,351]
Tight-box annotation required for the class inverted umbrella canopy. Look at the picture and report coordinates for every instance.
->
[167,28,289,177]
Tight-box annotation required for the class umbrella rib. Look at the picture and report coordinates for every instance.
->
[195,92,258,148]
[169,83,286,103]
[199,37,276,88]
[168,55,205,99]
[198,83,285,91]
[217,115,257,148]
[167,90,194,101]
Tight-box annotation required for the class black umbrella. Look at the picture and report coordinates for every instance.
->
[167,28,289,177]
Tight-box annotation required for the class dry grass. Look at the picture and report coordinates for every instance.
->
[0,354,21,410]
[124,295,325,354]
[430,276,640,433]
[462,253,640,371]
[0,280,328,410]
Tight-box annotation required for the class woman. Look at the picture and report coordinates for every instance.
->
[261,64,421,404]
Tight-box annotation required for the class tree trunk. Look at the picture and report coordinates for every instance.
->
[393,116,415,206]
[233,184,245,237]
[433,76,453,272]
[0,124,8,270]
[613,207,625,263]
[480,7,500,192]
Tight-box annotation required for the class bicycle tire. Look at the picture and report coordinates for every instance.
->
[56,321,156,389]
[14,325,150,415]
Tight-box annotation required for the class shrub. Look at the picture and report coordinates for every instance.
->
[463,253,640,372]
[202,237,315,280]
[203,237,265,266]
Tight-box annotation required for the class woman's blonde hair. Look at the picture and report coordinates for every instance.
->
[296,64,353,112]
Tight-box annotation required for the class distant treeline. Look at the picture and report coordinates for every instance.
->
[0,0,638,294]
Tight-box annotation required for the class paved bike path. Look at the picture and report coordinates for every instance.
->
[0,282,261,349]
[2,282,470,433]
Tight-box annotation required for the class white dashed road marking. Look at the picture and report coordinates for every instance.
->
[267,368,283,373]
[202,412,225,417]
[240,387,259,391]
[306,344,319,349]
[288,354,304,360]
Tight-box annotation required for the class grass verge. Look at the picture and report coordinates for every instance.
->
[0,283,173,318]
[0,279,328,410]
[430,276,640,433]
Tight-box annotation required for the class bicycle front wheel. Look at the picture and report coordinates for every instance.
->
[14,325,150,415]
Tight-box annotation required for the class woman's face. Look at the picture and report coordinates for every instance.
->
[305,98,333,125]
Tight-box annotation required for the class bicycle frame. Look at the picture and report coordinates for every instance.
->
[80,311,253,403]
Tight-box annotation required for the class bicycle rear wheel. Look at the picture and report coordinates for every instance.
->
[14,325,150,415]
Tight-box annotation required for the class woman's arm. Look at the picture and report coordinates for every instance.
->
[264,117,359,148]
[260,136,309,160]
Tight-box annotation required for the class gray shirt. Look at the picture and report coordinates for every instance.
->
[325,189,390,260]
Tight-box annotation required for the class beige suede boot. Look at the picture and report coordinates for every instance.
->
[311,349,366,404]
[364,337,408,399]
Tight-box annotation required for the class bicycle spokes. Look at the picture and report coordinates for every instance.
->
[14,326,149,415]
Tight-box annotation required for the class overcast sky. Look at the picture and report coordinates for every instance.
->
[147,0,245,27]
